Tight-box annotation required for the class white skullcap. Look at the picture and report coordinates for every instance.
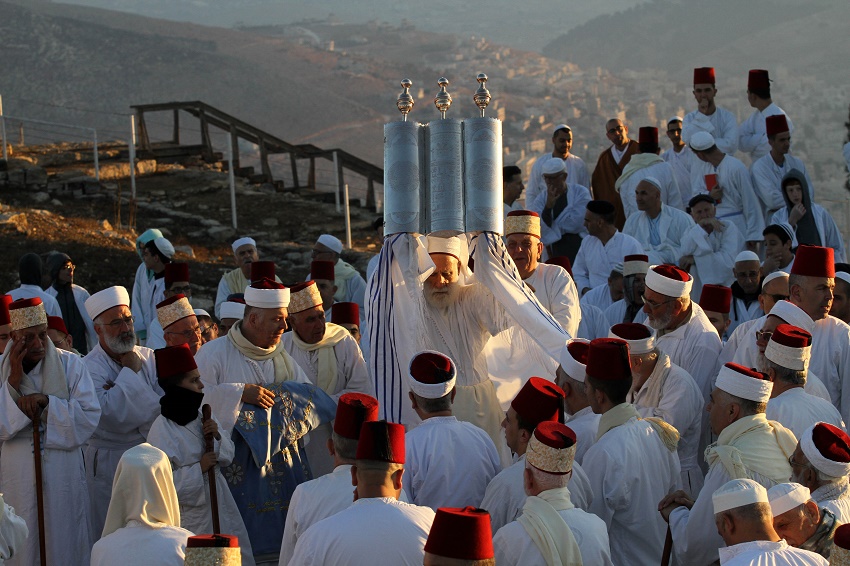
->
[407,350,457,399]
[640,176,663,192]
[713,478,769,515]
[219,301,245,320]
[667,116,683,125]
[767,483,811,517]
[542,158,567,175]
[152,237,175,259]
[690,131,716,151]
[716,363,773,403]
[608,323,656,354]
[85,286,131,321]
[559,338,589,382]
[612,262,624,275]
[770,222,798,249]
[769,300,814,333]
[553,124,572,134]
[427,235,467,265]
[645,265,693,298]
[193,308,210,318]
[800,422,850,478]
[735,251,760,264]
[836,272,850,287]
[317,234,343,254]
[244,285,290,309]
[231,237,256,253]
[762,270,789,288]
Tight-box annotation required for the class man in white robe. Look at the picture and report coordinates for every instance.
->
[662,116,694,204]
[659,363,797,566]
[214,237,264,319]
[582,337,681,566]
[554,339,600,465]
[751,115,813,220]
[6,254,61,318]
[44,252,96,354]
[701,284,734,341]
[722,271,789,366]
[616,126,684,219]
[525,124,590,208]
[581,268,622,313]
[530,158,591,263]
[791,422,850,523]
[763,325,844,438]
[605,254,648,325]
[129,229,163,342]
[424,507,496,565]
[768,483,839,560]
[730,251,766,335]
[572,200,643,295]
[82,286,163,542]
[577,303,609,340]
[404,351,499,510]
[739,69,794,161]
[623,178,694,265]
[682,66,739,154]
[712,479,827,566]
[679,194,743,297]
[309,234,367,318]
[288,421,436,566]
[493,422,613,566]
[610,322,705,496]
[131,237,174,341]
[0,298,101,566]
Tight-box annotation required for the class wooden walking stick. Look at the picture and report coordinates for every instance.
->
[661,525,673,566]
[32,413,47,566]
[202,404,221,534]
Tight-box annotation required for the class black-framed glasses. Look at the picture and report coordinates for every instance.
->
[97,316,135,329]
[169,285,192,295]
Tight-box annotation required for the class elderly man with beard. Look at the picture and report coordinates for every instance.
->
[605,254,648,324]
[82,286,164,542]
[769,483,841,560]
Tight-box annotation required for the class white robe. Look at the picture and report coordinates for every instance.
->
[683,106,739,154]
[811,482,850,524]
[623,204,695,265]
[719,540,827,566]
[44,283,97,352]
[90,521,193,566]
[572,231,643,292]
[765,388,845,438]
[751,153,813,218]
[526,153,591,208]
[618,160,684,219]
[0,349,101,566]
[582,415,681,566]
[479,454,593,534]
[6,285,61,318]
[738,103,793,161]
[564,406,599,465]
[146,413,255,566]
[531,183,592,244]
[493,504,613,566]
[524,263,581,338]
[806,316,850,423]
[722,317,760,366]
[82,344,162,543]
[679,221,743,295]
[0,495,28,562]
[131,270,165,339]
[771,206,846,264]
[580,283,615,312]
[730,295,764,338]
[405,416,500,511]
[662,145,695,206]
[144,317,166,350]
[690,154,765,243]
[577,303,609,340]
[288,497,435,566]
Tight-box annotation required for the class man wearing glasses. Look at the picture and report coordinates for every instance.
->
[83,286,164,541]
[590,118,639,230]
[155,294,202,356]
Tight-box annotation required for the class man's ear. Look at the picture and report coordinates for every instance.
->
[326,437,335,457]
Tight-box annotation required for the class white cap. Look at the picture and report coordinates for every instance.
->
[690,131,716,151]
[623,256,649,277]
[767,483,811,517]
[641,176,663,192]
[716,363,773,403]
[735,250,760,264]
[553,124,571,134]
[85,286,131,321]
[645,265,693,298]
[769,300,814,333]
[317,234,343,254]
[836,272,850,287]
[244,284,290,309]
[219,301,245,320]
[152,237,175,259]
[542,158,567,175]
[559,339,589,382]
[713,478,769,514]
[193,308,210,318]
[427,235,467,265]
[667,116,683,125]
[231,237,256,253]
[762,270,789,288]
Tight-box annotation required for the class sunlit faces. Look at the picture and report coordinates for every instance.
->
[784,180,804,206]
[95,305,136,355]
[666,121,683,146]
[792,275,834,321]
[58,261,75,284]
[543,171,568,192]
[218,318,239,336]
[755,315,783,355]
[177,369,204,394]
[706,387,735,436]
[733,260,762,295]
[290,306,326,345]
[164,315,202,355]
[704,310,729,338]
[552,129,573,157]
[11,323,50,364]
[503,173,524,204]
[424,254,461,309]
[506,234,542,279]
[830,278,850,322]
[692,83,717,108]
[605,119,628,148]
[235,244,258,270]
[772,502,819,547]
[501,407,524,454]
[245,307,288,348]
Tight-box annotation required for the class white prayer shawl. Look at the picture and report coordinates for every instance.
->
[530,183,592,244]
[194,335,309,435]
[738,102,793,161]
[580,283,615,312]
[630,354,706,495]
[577,303,610,340]
[582,415,681,566]
[479,455,593,534]
[690,155,766,242]
[662,145,695,206]
[146,413,255,566]
[765,388,845,439]
[82,343,162,542]
[617,160,684,219]
[719,540,827,566]
[751,153,814,218]
[811,481,850,523]
[623,204,695,265]
[91,522,193,566]
[804,316,850,423]
[683,106,739,154]
[565,407,600,465]
[771,206,846,263]
[526,153,591,208]
[6,285,61,318]
[405,416,500,511]
[0,349,100,566]
[288,497,435,566]
[680,221,743,299]
[45,283,97,351]
[0,495,28,563]
[572,231,644,292]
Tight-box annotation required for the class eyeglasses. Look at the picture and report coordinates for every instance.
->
[788,454,812,470]
[165,324,202,340]
[97,316,135,329]
[640,295,677,309]
[169,285,192,295]
[755,329,773,341]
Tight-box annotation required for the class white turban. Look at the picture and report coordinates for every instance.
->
[85,286,131,321]
[219,301,245,320]
[769,301,814,333]
[542,158,567,175]
[713,478,768,514]
[244,286,290,309]
[716,364,772,403]
[690,131,715,151]
[317,234,343,254]
[645,265,693,298]
[231,237,256,253]
[559,339,589,383]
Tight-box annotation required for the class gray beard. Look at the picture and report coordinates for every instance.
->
[424,283,460,310]
[646,311,672,330]
[104,331,136,354]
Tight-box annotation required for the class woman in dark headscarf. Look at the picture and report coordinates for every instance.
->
[45,253,96,354]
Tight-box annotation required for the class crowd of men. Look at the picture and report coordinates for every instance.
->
[2,65,850,566]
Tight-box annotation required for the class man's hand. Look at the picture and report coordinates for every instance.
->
[118,351,143,373]
[16,394,48,420]
[242,384,275,409]
[698,218,724,234]
[698,98,710,115]
[708,186,723,202]
[678,255,695,272]
[658,490,695,522]
[6,339,27,391]
[545,183,566,209]
[200,451,218,473]
[788,203,806,226]
[202,418,221,441]
[762,253,781,274]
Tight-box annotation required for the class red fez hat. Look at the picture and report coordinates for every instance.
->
[154,343,198,382]
[332,302,360,326]
[610,322,652,341]
[334,393,379,439]
[654,264,690,282]
[164,262,190,287]
[699,284,732,314]
[694,67,716,84]
[311,260,336,282]
[725,362,768,381]
[567,340,589,364]
[835,524,850,551]
[638,127,658,145]
[410,352,455,384]
[0,295,12,326]
[748,69,770,90]
[10,297,42,309]
[250,261,276,283]
[812,423,850,463]
[356,420,405,464]
[586,338,631,381]
[545,256,572,276]
[772,323,812,348]
[251,277,286,290]
[765,115,789,137]
[424,507,494,560]
[156,293,187,310]
[624,254,649,263]
[186,535,239,548]
[534,420,577,449]
[507,210,539,219]
[289,281,313,293]
[791,245,835,278]
[47,316,68,335]
[510,377,565,427]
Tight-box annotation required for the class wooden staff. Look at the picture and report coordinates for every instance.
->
[32,413,47,566]
[202,404,221,534]
[661,525,673,566]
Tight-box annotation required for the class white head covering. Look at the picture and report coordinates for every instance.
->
[767,483,811,517]
[231,237,256,253]
[641,176,663,192]
[317,234,343,254]
[102,443,181,537]
[193,308,210,318]
[407,350,457,399]
[85,286,131,321]
[713,478,769,514]
[716,364,773,403]
[836,272,850,288]
[427,235,467,265]
[735,250,760,264]
[151,237,175,259]
[645,265,693,298]
[800,422,850,478]
[690,131,716,151]
[623,256,649,277]
[553,124,571,134]
[244,284,290,309]
[542,158,567,175]
[667,116,683,125]
[608,324,656,354]
[559,339,589,382]
[762,270,789,288]
[770,222,798,249]
[219,301,245,320]
[769,300,814,333]
[765,327,811,372]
